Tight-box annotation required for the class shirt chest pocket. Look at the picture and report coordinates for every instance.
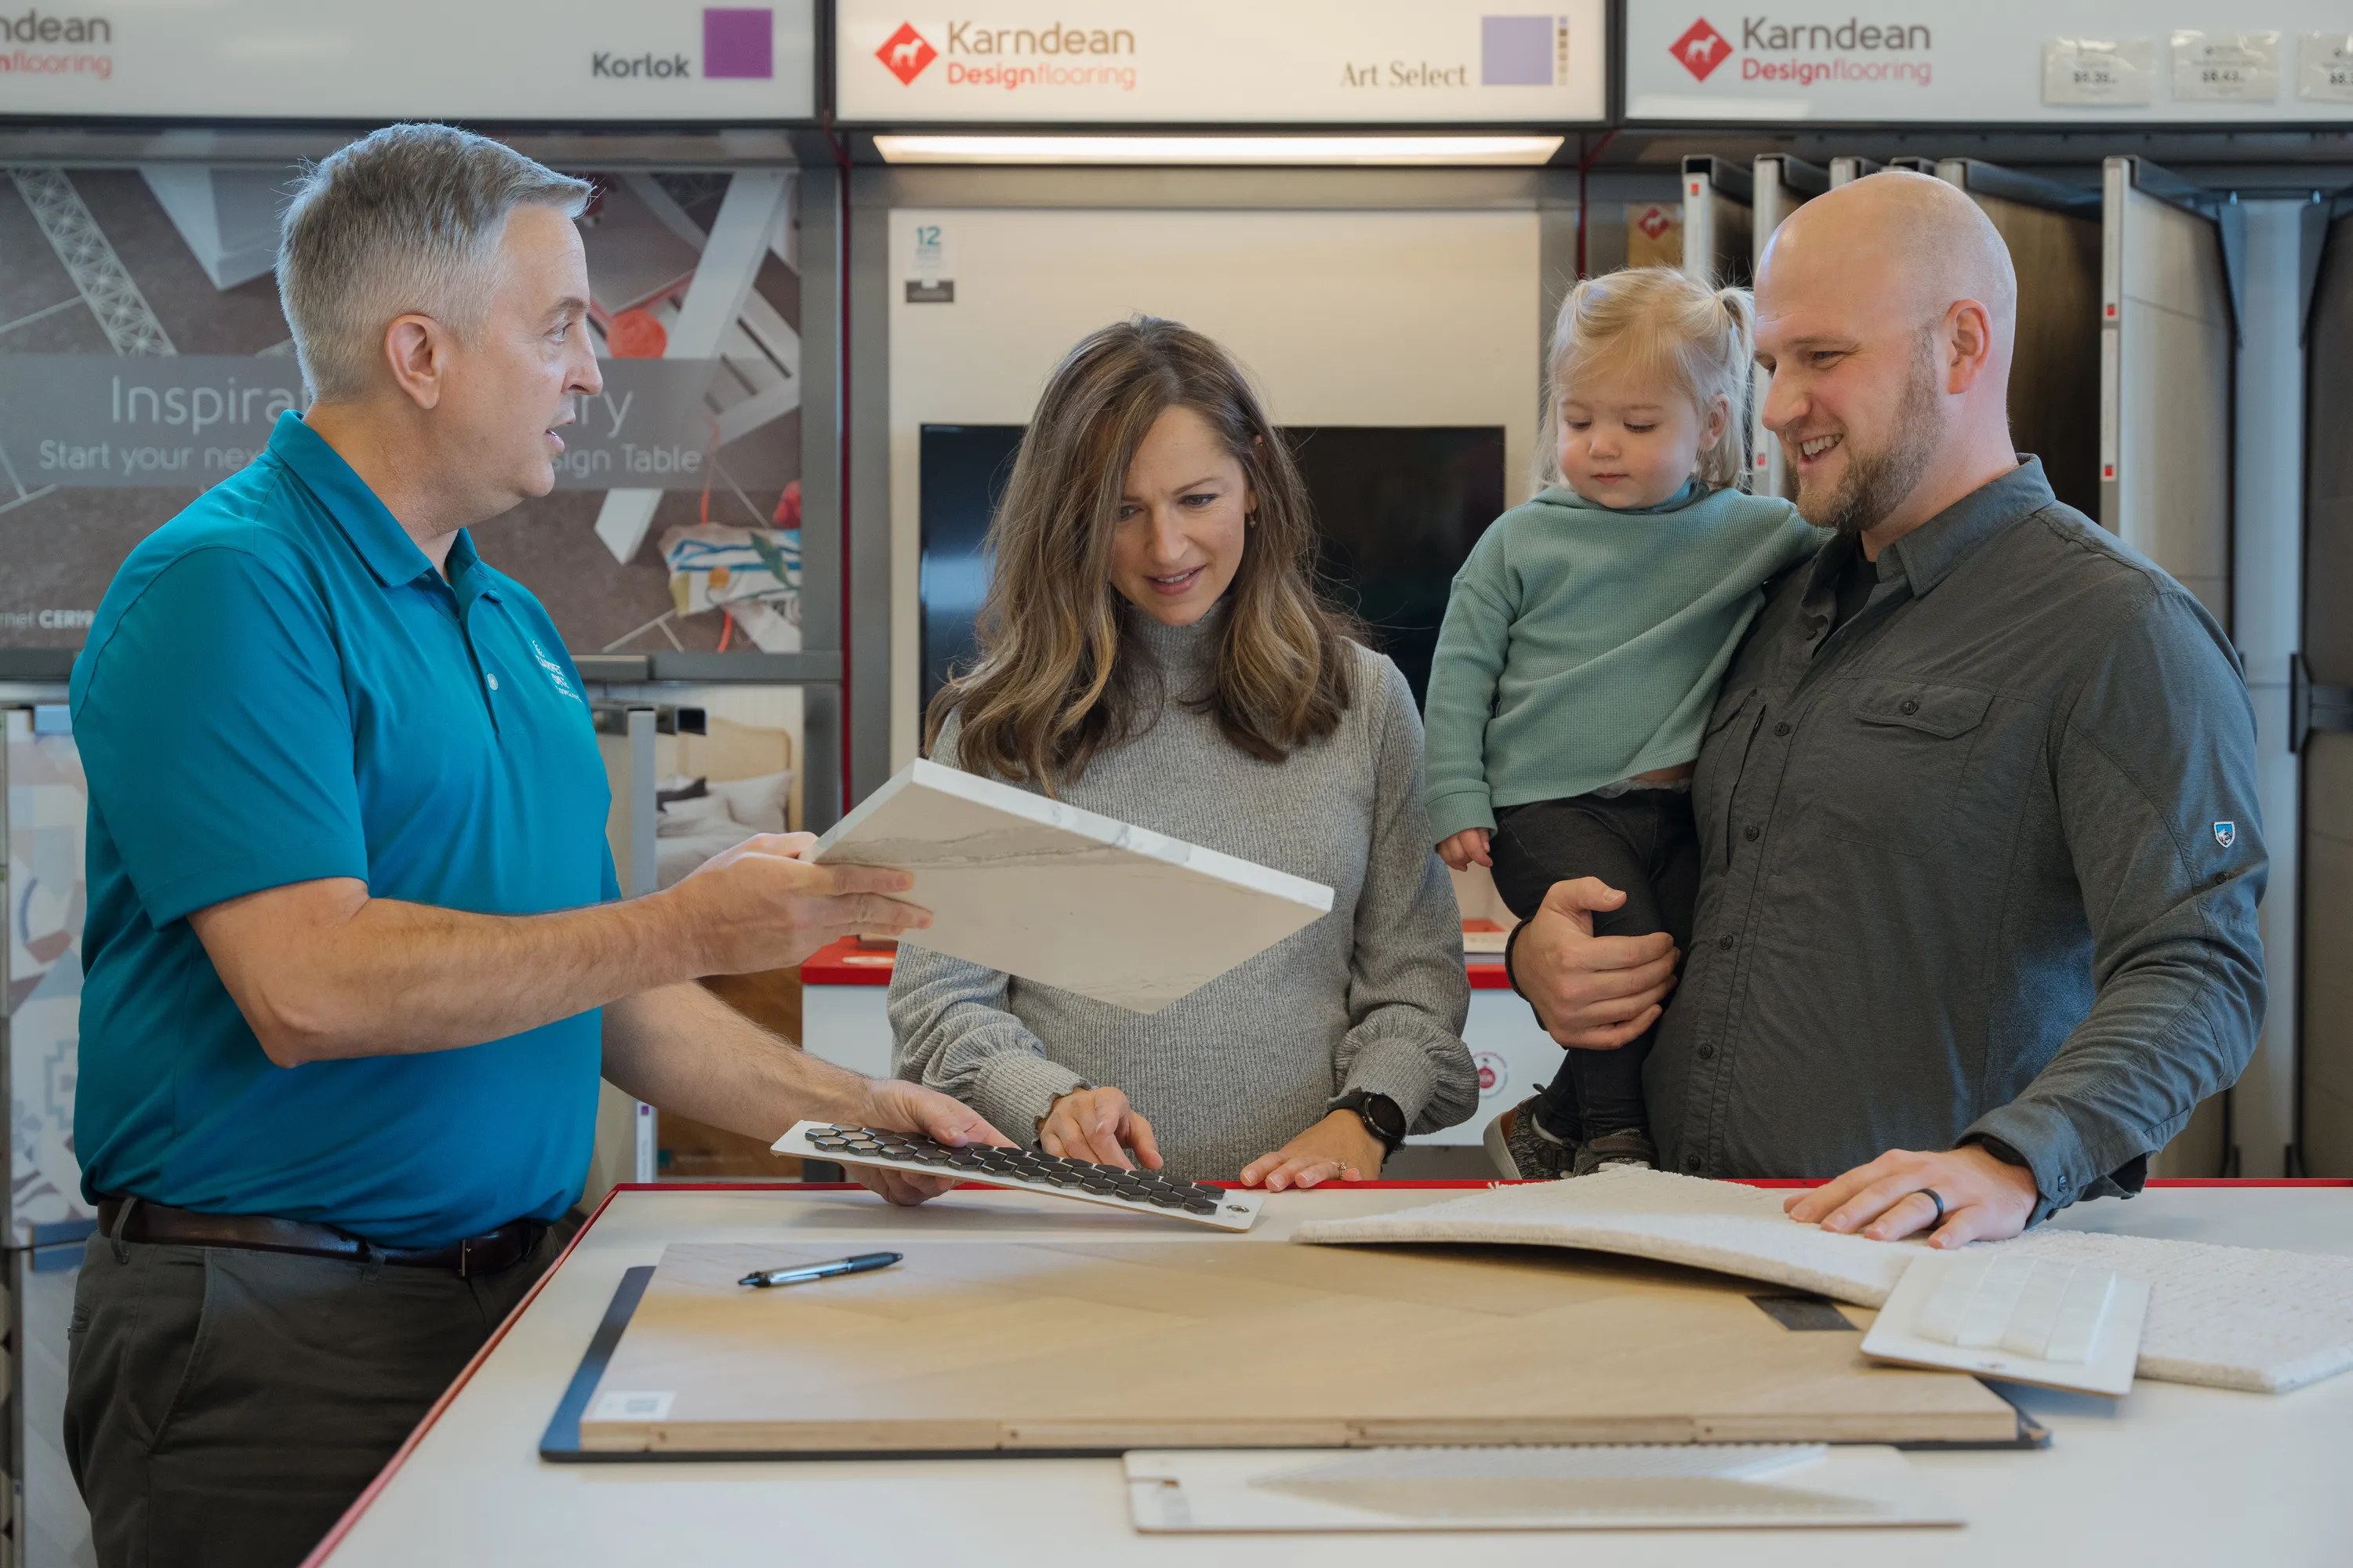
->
[1814,680,1994,858]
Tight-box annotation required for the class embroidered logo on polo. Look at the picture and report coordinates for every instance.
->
[2213,821,2236,850]
[528,638,581,702]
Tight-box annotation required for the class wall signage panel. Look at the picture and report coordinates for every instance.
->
[0,166,807,659]
[0,0,815,120]
[1626,4,2353,122]
[836,0,1607,124]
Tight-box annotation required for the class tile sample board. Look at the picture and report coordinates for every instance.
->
[1124,1443,1963,1531]
[1297,1169,2353,1393]
[576,1237,2025,1455]
[812,759,1332,1012]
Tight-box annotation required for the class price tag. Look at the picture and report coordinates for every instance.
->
[2300,33,2353,103]
[910,223,953,285]
[2171,31,2281,103]
[2042,38,2154,107]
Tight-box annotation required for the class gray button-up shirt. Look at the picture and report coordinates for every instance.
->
[1649,459,2265,1220]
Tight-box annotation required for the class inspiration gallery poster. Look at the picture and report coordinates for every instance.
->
[0,164,805,656]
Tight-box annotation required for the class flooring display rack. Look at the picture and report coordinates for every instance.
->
[2300,187,2353,1178]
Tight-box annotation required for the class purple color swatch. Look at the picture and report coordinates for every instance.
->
[1481,15,1555,86]
[703,8,773,79]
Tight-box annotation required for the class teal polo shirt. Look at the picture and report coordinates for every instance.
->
[70,412,619,1247]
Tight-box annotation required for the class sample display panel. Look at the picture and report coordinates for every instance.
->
[2100,157,2236,628]
[1937,160,2105,521]
[2304,200,2353,1177]
[0,165,805,661]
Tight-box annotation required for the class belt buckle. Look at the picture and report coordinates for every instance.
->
[459,1234,479,1278]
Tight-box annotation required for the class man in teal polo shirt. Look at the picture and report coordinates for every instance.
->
[64,125,1000,1568]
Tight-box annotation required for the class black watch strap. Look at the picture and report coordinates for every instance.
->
[1334,1091,1407,1153]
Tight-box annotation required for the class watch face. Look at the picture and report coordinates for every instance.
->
[1362,1094,1406,1145]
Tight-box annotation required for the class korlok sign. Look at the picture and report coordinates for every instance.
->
[836,0,1607,124]
[0,0,815,119]
[1626,2,2353,122]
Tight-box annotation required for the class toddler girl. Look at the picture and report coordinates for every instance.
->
[1424,267,1825,1179]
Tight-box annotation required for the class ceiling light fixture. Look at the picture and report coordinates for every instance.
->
[872,134,1565,167]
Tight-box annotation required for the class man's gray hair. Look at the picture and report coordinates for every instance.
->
[278,124,591,402]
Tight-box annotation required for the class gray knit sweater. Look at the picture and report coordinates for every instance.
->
[889,612,1476,1181]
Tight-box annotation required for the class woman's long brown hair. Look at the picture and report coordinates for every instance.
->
[925,316,1356,792]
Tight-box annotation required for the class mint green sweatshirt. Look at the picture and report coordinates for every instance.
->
[1423,481,1827,841]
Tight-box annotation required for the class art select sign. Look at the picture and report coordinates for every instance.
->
[0,0,815,119]
[1627,2,2353,122]
[835,0,1607,124]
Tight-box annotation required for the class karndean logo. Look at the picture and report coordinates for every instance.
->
[880,18,1137,92]
[877,22,937,84]
[1669,18,1733,81]
[1669,14,1934,89]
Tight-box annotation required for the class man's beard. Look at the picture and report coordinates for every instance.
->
[1794,339,1944,538]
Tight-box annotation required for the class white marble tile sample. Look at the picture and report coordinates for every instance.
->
[812,759,1334,1013]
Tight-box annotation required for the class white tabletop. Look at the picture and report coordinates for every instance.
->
[314,1183,2353,1566]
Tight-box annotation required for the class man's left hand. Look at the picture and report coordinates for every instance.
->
[1240,1111,1386,1192]
[843,1079,1013,1206]
[1784,1145,2039,1247]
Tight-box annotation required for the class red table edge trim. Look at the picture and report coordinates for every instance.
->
[307,1170,2353,1559]
[302,1183,623,1567]
[799,938,1517,990]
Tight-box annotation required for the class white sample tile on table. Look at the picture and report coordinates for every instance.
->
[1862,1251,2149,1399]
[813,759,1332,1013]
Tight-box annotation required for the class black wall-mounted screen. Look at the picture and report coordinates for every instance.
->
[917,424,1507,724]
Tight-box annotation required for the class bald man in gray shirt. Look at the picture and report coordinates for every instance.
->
[1505,172,2264,1247]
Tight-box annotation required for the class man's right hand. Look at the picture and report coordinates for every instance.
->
[848,1078,1015,1206]
[1038,1087,1163,1171]
[663,833,931,976]
[1511,877,1682,1050]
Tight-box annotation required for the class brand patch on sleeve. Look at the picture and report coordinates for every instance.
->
[2213,821,2236,849]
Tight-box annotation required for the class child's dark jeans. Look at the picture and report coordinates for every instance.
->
[1490,787,1698,1142]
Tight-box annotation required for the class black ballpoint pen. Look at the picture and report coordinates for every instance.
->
[739,1250,903,1289]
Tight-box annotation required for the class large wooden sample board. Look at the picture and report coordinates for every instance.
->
[579,1240,2022,1455]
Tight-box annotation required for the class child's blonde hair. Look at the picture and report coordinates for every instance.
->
[1536,266,1756,494]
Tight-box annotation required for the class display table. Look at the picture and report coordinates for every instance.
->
[799,939,1560,1146]
[306,1181,2353,1566]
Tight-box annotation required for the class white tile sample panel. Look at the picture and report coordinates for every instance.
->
[813,760,1331,1013]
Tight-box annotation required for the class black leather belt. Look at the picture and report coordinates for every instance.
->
[96,1197,539,1276]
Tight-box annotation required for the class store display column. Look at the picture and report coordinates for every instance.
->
[2,706,97,1566]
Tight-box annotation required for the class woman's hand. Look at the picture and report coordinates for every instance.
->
[1039,1087,1163,1171]
[1240,1110,1386,1191]
[1436,828,1492,871]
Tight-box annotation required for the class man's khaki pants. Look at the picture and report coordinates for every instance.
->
[64,1214,576,1568]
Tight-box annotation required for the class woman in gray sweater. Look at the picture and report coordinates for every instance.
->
[890,318,1475,1188]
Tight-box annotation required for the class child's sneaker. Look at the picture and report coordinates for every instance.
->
[1572,1127,1658,1176]
[1484,1096,1574,1180]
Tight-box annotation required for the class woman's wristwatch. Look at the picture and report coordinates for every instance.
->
[1331,1091,1407,1155]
